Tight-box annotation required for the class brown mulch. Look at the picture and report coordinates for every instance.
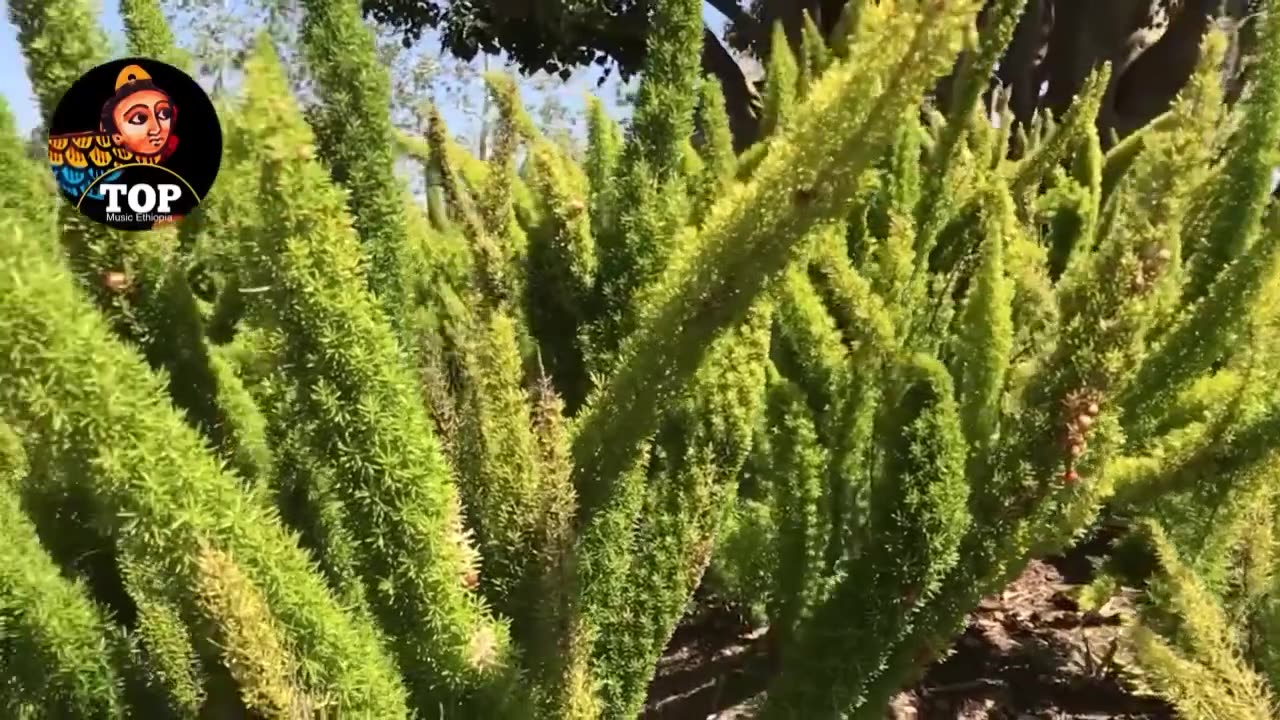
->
[641,542,1175,720]
[641,599,773,720]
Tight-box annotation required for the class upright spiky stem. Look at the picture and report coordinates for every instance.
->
[571,0,978,526]
[235,42,515,711]
[1126,520,1277,720]
[0,218,409,716]
[914,0,1027,256]
[952,183,1015,469]
[761,22,799,137]
[299,0,412,335]
[119,0,186,67]
[5,0,105,115]
[0,425,127,719]
[763,353,970,719]
[584,97,623,242]
[1181,2,1280,304]
[0,98,55,233]
[763,379,830,650]
[798,11,832,97]
[591,0,703,359]
[692,79,735,224]
[526,140,596,410]
[12,0,259,480]
[193,545,311,718]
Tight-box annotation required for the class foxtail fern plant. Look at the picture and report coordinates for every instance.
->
[3,0,1280,718]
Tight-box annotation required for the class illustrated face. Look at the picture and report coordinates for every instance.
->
[111,88,173,156]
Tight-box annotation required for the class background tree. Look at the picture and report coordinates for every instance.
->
[363,0,1267,150]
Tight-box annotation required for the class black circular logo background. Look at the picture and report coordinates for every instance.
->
[47,57,221,232]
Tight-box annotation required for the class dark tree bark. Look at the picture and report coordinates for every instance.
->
[1108,0,1221,138]
[996,0,1048,127]
[980,0,1258,147]
[705,0,762,46]
[1041,0,1152,117]
[1222,0,1264,104]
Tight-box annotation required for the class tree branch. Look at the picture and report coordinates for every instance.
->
[704,0,756,32]
[706,0,767,55]
[701,24,761,151]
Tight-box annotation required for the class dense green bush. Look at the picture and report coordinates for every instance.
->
[2,0,1280,718]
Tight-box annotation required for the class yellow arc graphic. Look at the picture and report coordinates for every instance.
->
[75,163,202,210]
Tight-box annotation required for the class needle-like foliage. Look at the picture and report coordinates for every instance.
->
[4,0,1280,717]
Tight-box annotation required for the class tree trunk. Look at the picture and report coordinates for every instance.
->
[701,0,1260,152]
[1041,0,1152,117]
[1108,0,1220,138]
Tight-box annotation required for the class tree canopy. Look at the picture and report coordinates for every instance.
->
[363,0,1266,151]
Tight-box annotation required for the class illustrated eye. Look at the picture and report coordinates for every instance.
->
[156,106,172,121]
[128,111,148,125]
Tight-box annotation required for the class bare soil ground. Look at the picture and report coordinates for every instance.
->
[641,541,1175,720]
